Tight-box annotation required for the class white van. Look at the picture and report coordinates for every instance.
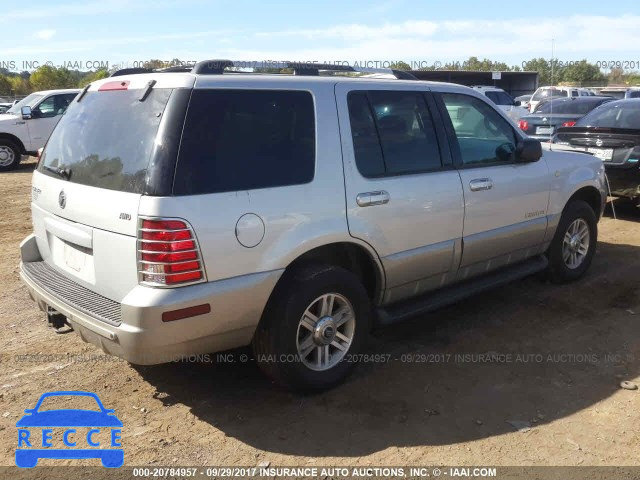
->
[529,86,593,113]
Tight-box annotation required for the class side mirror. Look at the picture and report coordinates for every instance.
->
[514,100,521,107]
[516,137,542,162]
[21,106,32,120]
[496,142,516,162]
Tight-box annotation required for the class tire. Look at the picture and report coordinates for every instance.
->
[253,264,371,392]
[0,140,21,171]
[546,200,597,283]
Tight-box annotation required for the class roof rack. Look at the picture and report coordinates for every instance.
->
[110,60,418,80]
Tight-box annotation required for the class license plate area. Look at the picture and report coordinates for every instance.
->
[587,148,613,161]
[536,126,554,135]
[48,234,96,283]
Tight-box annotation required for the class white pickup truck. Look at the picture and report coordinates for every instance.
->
[0,89,79,171]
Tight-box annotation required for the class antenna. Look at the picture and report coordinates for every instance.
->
[550,38,555,144]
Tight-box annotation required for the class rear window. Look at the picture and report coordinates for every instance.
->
[576,101,640,128]
[485,91,514,106]
[536,98,610,115]
[531,88,568,102]
[173,89,315,195]
[40,89,173,193]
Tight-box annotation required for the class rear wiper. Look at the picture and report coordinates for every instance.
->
[43,165,72,180]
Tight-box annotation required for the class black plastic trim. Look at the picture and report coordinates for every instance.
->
[144,88,193,196]
[375,254,548,326]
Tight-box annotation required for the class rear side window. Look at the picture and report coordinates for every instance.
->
[173,90,315,195]
[347,90,442,177]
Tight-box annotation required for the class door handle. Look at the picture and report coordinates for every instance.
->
[469,178,493,192]
[356,190,390,207]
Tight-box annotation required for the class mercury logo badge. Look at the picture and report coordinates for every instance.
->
[595,139,603,147]
[58,190,66,209]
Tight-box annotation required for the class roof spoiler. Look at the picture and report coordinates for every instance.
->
[111,60,418,80]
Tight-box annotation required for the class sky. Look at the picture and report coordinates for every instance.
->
[2,0,640,72]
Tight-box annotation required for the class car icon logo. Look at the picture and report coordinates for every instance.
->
[595,139,603,147]
[15,391,123,468]
[58,190,66,209]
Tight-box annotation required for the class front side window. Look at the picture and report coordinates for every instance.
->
[54,93,78,115]
[174,89,315,195]
[347,90,442,177]
[441,93,517,166]
[35,96,56,118]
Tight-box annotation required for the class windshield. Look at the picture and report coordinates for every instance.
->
[6,93,44,114]
[40,88,173,193]
[536,98,610,115]
[531,88,568,102]
[575,100,640,129]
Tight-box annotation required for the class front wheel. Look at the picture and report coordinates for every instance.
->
[253,265,371,392]
[0,140,21,171]
[546,200,597,283]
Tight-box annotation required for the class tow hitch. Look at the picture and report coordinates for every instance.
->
[46,307,73,334]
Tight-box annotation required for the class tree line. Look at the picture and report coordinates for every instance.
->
[1,57,638,98]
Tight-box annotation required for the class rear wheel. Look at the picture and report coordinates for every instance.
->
[0,140,21,171]
[253,264,370,392]
[546,200,597,283]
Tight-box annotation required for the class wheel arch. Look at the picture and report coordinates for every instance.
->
[261,240,385,320]
[566,185,604,219]
[0,133,27,154]
[281,241,385,304]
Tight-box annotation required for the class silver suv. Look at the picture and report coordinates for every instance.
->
[20,61,607,391]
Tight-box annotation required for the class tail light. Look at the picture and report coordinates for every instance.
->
[518,120,529,131]
[137,218,206,287]
[561,121,576,127]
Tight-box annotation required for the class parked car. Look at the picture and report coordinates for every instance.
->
[598,86,629,99]
[529,86,594,113]
[19,61,606,391]
[554,99,640,202]
[471,86,529,121]
[518,96,614,140]
[626,88,640,99]
[0,102,13,113]
[0,89,79,171]
[514,94,532,109]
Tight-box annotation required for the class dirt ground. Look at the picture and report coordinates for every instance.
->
[0,158,638,469]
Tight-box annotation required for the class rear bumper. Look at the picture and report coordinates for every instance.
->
[19,234,282,364]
